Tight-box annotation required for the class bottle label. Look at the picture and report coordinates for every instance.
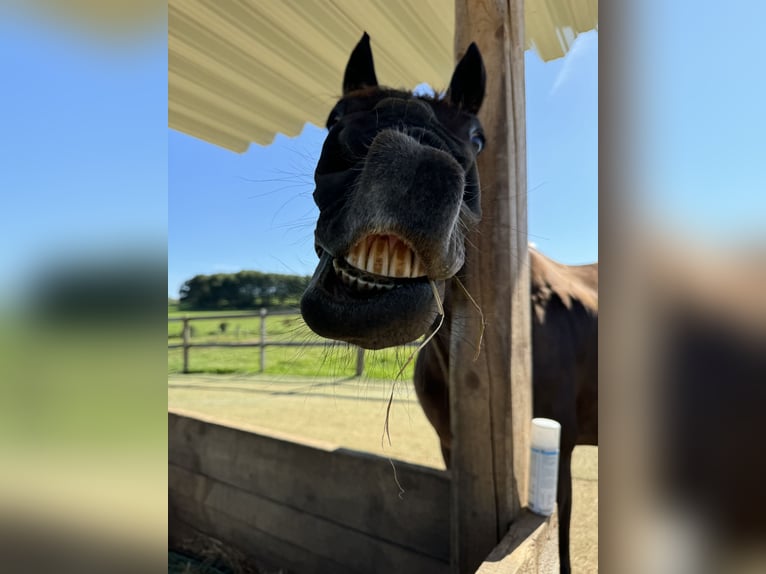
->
[529,446,559,515]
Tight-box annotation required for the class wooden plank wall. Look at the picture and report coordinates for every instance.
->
[168,410,450,574]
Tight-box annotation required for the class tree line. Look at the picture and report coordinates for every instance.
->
[179,270,311,310]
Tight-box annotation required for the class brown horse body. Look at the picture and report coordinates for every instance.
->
[414,249,597,573]
[301,34,597,574]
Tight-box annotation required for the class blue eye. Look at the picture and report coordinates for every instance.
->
[470,131,485,153]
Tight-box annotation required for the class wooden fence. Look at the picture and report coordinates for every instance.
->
[169,411,557,574]
[168,310,401,376]
[169,410,451,574]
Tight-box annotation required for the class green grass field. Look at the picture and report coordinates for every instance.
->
[168,306,418,380]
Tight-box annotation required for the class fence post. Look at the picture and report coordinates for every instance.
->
[259,308,267,373]
[355,346,365,377]
[182,316,190,374]
[451,2,532,571]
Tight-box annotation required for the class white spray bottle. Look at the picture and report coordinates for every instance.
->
[528,417,561,516]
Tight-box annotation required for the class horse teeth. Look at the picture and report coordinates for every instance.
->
[355,241,366,269]
[390,242,412,278]
[411,255,423,277]
[346,234,425,280]
[346,242,362,270]
[366,236,389,275]
[340,269,353,287]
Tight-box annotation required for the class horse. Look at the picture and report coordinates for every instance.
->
[300,33,598,574]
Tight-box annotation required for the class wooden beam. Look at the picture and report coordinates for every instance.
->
[475,511,558,574]
[450,1,532,572]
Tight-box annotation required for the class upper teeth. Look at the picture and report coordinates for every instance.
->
[345,234,425,278]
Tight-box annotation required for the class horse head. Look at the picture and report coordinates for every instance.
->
[301,33,486,349]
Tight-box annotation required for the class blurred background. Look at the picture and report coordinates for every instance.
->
[0,2,167,573]
[602,1,766,573]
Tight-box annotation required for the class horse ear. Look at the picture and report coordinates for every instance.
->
[343,32,379,95]
[447,43,486,114]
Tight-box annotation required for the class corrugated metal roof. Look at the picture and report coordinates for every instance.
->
[169,0,598,152]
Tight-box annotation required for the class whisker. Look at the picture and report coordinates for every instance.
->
[382,280,445,447]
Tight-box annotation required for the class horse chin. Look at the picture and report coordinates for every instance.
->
[300,252,442,350]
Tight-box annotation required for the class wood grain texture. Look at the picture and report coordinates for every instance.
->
[169,411,451,571]
[170,504,331,574]
[170,464,450,574]
[451,0,532,572]
[476,511,559,574]
[170,476,357,574]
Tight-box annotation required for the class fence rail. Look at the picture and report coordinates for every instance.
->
[168,308,416,375]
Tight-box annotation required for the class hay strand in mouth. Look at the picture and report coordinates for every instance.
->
[394,279,445,380]
[382,280,446,449]
[455,275,485,361]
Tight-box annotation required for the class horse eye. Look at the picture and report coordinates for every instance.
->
[326,112,340,129]
[470,131,485,154]
[326,106,344,129]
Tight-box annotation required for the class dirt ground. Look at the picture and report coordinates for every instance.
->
[169,373,597,573]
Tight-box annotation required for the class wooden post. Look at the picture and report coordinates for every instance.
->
[355,347,365,377]
[182,316,191,374]
[259,308,267,373]
[451,1,532,573]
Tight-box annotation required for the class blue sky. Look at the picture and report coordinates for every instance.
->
[168,31,599,298]
[2,4,764,303]
[0,12,167,301]
[637,0,766,240]
[1,10,598,302]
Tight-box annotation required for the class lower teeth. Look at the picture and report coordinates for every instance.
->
[333,259,394,291]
